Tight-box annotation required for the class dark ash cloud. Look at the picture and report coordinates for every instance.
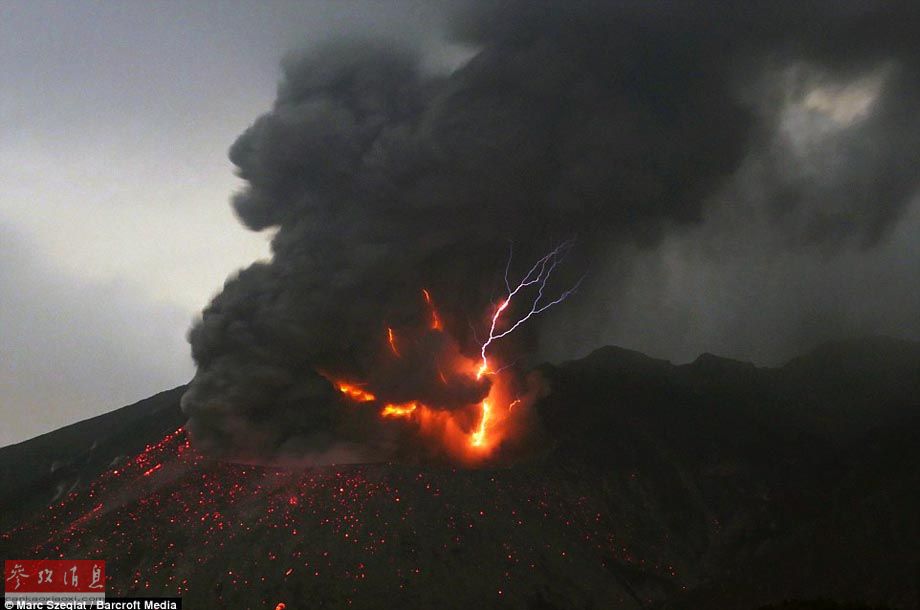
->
[183,1,920,462]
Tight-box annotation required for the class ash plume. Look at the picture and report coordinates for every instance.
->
[183,1,920,461]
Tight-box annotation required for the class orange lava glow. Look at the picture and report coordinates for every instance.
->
[380,402,420,418]
[327,363,521,463]
[425,370,521,462]
[422,288,443,330]
[321,289,531,464]
[470,401,491,448]
[387,327,400,357]
[335,381,376,403]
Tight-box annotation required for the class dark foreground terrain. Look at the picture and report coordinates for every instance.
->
[2,337,918,609]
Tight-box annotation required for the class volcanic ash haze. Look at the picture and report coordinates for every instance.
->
[181,1,920,464]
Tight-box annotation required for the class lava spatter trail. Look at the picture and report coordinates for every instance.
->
[0,428,679,608]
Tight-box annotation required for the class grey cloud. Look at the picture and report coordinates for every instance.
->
[0,223,192,447]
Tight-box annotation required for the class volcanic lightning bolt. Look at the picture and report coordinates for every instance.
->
[476,240,582,380]
[463,241,581,452]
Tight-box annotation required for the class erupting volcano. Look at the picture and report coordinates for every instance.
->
[5,2,920,608]
[316,241,579,465]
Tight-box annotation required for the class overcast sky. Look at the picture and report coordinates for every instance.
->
[0,1,466,446]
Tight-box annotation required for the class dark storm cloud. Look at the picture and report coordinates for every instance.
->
[183,1,920,461]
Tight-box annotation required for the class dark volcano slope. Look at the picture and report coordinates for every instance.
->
[0,386,187,532]
[538,339,919,609]
[1,338,917,609]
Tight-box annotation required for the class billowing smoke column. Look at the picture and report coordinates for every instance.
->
[183,1,920,463]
